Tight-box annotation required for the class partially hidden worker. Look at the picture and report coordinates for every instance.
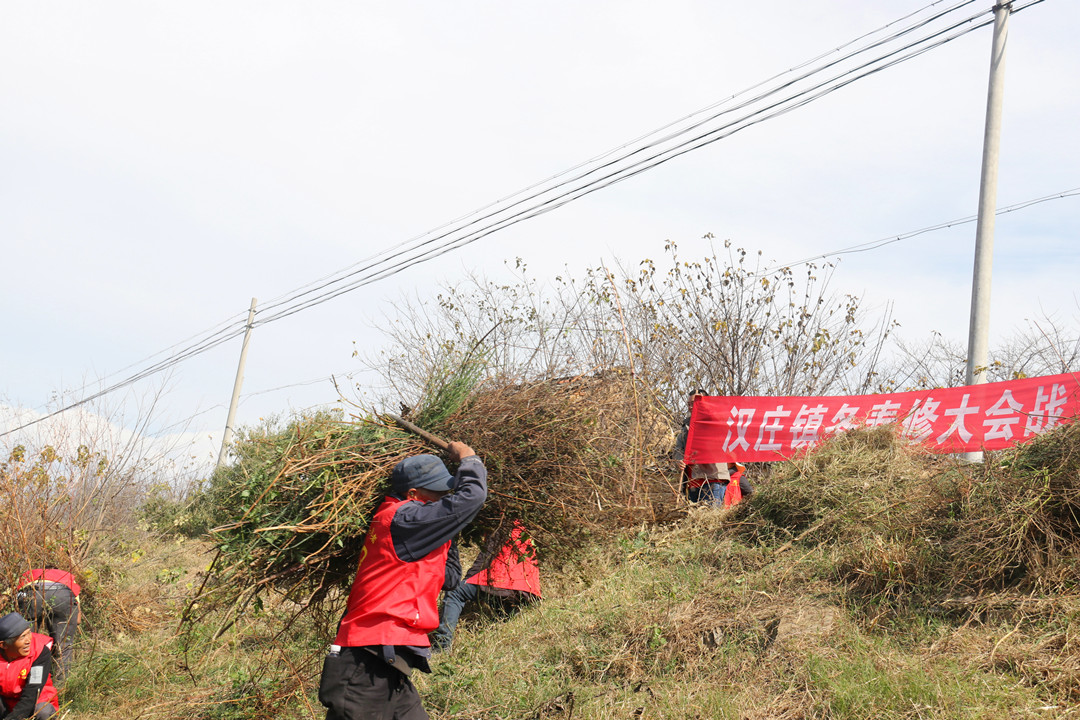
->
[673,389,730,506]
[431,520,541,652]
[673,389,753,507]
[14,570,80,686]
[0,612,59,720]
[319,441,487,720]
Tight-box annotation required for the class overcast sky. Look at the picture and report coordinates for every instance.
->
[2,1,1078,467]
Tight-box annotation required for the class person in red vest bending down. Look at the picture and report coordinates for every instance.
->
[14,570,80,686]
[430,520,541,652]
[0,612,60,720]
[318,441,487,720]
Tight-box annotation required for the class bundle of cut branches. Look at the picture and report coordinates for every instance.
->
[437,370,678,561]
[188,413,422,623]
[948,418,1080,593]
[191,371,680,628]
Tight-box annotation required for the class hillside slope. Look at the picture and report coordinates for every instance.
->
[61,426,1079,719]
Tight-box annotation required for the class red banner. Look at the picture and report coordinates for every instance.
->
[684,373,1080,463]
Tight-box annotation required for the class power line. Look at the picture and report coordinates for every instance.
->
[149,184,1080,436]
[755,186,1080,274]
[15,182,1072,444]
[254,1,988,322]
[0,1,1009,437]
[60,312,252,401]
[256,0,981,318]
[251,3,1004,325]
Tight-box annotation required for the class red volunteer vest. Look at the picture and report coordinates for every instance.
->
[0,633,59,713]
[724,470,743,507]
[19,570,81,596]
[334,496,450,647]
[467,524,542,598]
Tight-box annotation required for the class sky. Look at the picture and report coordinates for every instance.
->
[2,0,1078,470]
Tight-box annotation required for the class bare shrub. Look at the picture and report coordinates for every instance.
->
[884,311,1080,391]
[0,387,204,592]
[601,239,895,407]
[0,440,152,587]
[361,241,895,432]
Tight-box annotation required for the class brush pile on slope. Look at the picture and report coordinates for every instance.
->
[951,419,1080,594]
[734,421,1080,605]
[192,371,676,624]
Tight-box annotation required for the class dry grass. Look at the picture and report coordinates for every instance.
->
[732,422,1080,612]
[422,497,1073,719]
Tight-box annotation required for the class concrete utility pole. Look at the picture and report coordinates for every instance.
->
[216,298,258,470]
[963,2,1011,463]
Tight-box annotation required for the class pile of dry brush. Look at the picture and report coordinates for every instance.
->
[192,371,678,626]
[734,420,1080,605]
[439,371,677,554]
[727,420,1080,703]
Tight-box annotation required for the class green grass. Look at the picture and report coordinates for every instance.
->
[804,638,1025,719]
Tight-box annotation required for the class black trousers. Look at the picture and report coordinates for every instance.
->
[15,583,79,686]
[319,648,428,720]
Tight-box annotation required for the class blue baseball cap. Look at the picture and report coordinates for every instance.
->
[0,612,30,642]
[391,454,456,496]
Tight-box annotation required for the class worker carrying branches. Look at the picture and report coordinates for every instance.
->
[319,441,487,720]
[673,388,754,506]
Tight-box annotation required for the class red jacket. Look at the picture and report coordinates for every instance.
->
[334,497,450,647]
[466,523,541,598]
[0,633,59,714]
[18,570,80,597]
